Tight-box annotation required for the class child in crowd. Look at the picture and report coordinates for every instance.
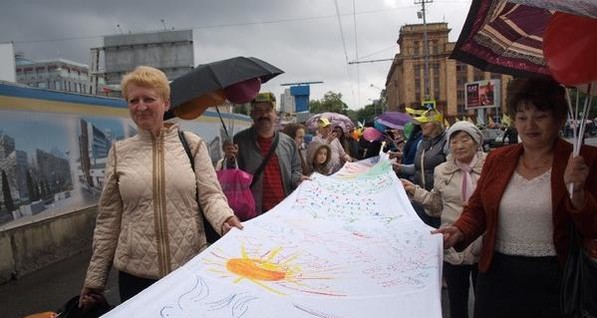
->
[306,141,332,176]
[215,139,238,171]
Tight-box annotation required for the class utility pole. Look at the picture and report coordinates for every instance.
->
[415,0,432,101]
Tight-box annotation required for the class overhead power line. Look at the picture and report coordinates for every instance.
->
[11,6,418,45]
[348,58,394,65]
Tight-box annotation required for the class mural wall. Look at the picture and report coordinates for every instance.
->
[0,83,251,227]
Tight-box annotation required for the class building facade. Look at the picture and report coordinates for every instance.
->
[15,55,92,94]
[280,88,296,114]
[385,23,512,121]
[100,29,194,86]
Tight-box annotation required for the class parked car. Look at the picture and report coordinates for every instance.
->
[481,129,504,151]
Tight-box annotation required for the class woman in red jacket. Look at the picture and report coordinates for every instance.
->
[435,78,597,318]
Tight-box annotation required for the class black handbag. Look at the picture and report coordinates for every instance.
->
[178,130,221,244]
[56,295,111,318]
[560,222,597,318]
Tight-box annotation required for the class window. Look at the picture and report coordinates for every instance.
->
[414,41,420,56]
[457,77,466,87]
[432,40,439,55]
[457,90,465,100]
[457,105,466,115]
[473,68,485,81]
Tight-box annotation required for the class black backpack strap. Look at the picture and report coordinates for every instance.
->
[177,129,220,243]
[178,130,195,170]
[250,132,280,188]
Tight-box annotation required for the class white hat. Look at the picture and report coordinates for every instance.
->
[446,121,483,146]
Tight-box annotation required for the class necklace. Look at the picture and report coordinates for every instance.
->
[520,154,553,170]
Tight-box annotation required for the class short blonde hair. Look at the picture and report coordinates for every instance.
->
[121,66,170,101]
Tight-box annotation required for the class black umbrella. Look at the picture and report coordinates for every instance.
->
[165,56,284,120]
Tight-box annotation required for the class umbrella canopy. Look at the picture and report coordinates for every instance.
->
[450,0,597,79]
[305,112,354,132]
[165,56,284,120]
[374,112,411,130]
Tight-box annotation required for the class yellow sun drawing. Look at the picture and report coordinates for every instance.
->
[204,245,346,297]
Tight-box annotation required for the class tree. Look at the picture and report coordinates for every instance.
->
[344,102,379,124]
[1,170,15,212]
[309,91,349,114]
[232,104,250,116]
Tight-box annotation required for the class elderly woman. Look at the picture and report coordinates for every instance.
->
[436,78,597,317]
[402,121,486,318]
[80,66,242,306]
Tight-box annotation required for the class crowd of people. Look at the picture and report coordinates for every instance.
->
[78,65,596,318]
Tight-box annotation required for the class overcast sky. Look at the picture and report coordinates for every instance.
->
[0,0,473,110]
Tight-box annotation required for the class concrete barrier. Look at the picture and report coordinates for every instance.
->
[0,206,98,284]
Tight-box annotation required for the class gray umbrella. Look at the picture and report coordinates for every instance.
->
[165,56,284,120]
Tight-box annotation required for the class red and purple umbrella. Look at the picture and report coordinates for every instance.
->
[450,0,597,79]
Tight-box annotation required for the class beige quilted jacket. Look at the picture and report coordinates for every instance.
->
[412,152,486,265]
[84,123,234,289]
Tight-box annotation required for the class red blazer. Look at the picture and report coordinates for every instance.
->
[454,138,597,272]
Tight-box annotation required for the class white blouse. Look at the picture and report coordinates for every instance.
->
[495,169,557,257]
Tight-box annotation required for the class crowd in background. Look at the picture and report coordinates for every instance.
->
[77,66,596,318]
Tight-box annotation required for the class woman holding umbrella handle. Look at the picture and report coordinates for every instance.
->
[433,78,597,317]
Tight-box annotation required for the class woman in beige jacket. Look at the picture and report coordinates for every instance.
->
[402,121,486,318]
[79,66,242,307]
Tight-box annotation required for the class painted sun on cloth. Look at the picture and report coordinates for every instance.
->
[102,157,444,318]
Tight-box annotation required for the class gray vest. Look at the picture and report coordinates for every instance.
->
[413,131,447,191]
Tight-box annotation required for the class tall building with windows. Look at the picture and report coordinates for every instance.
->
[15,55,92,94]
[280,88,296,114]
[385,23,512,120]
[98,29,194,86]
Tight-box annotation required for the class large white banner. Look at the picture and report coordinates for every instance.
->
[103,158,444,318]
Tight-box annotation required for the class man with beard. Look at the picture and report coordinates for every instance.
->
[234,92,303,215]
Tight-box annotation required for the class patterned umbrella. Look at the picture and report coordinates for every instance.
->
[305,112,354,131]
[450,0,597,79]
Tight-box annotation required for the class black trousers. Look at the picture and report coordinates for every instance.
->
[412,201,440,228]
[444,262,478,318]
[474,252,562,318]
[118,271,158,303]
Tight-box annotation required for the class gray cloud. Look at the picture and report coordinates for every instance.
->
[1,0,472,109]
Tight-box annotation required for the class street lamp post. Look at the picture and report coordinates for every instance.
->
[415,0,433,101]
[370,84,385,113]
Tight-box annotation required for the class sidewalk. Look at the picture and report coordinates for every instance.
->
[0,250,119,318]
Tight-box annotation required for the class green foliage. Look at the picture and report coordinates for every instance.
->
[308,89,388,124]
[232,104,250,116]
[309,91,349,114]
